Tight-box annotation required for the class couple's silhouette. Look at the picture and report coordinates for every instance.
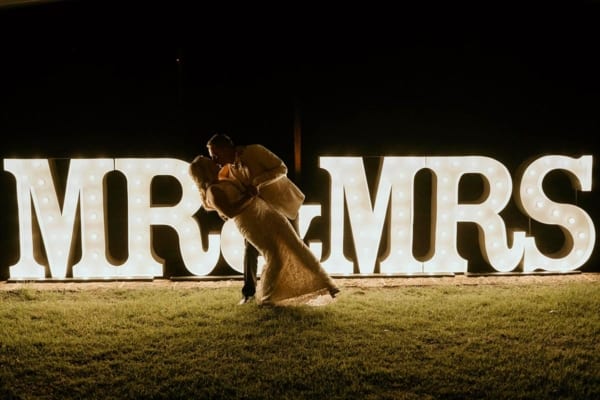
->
[189,133,339,307]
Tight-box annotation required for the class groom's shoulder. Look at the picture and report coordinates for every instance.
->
[244,144,272,154]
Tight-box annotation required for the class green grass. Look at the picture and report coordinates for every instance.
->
[1,282,599,399]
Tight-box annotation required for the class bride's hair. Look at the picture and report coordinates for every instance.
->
[189,155,217,199]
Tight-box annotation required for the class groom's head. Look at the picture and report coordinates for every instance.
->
[207,132,236,167]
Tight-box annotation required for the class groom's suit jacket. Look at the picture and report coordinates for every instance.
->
[220,144,305,220]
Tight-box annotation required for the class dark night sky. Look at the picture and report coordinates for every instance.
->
[1,1,598,185]
[1,0,599,275]
[1,1,597,157]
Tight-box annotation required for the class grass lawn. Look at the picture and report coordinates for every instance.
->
[0,277,599,399]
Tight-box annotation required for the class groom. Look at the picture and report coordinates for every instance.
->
[206,132,305,304]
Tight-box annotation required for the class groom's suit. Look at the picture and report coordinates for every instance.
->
[220,144,305,299]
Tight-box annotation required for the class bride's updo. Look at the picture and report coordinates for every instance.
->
[189,155,218,193]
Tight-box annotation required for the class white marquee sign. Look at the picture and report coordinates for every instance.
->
[2,155,595,280]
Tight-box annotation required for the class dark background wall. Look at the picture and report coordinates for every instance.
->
[1,0,598,277]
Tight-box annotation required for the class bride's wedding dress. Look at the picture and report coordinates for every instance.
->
[213,180,339,306]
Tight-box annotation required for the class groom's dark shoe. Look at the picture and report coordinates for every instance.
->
[329,287,341,298]
[237,295,254,305]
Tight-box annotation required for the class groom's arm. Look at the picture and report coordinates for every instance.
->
[244,144,288,188]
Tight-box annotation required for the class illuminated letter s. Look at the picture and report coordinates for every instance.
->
[517,155,595,272]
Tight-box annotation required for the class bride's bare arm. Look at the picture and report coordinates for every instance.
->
[208,185,255,219]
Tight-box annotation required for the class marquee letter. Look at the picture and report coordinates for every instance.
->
[320,157,423,274]
[114,158,220,277]
[4,159,113,279]
[378,157,426,274]
[319,158,365,273]
[517,155,594,272]
[424,156,526,273]
[298,203,323,259]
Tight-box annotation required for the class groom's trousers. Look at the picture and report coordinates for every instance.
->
[242,239,259,298]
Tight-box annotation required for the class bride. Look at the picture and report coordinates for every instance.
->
[189,155,340,306]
